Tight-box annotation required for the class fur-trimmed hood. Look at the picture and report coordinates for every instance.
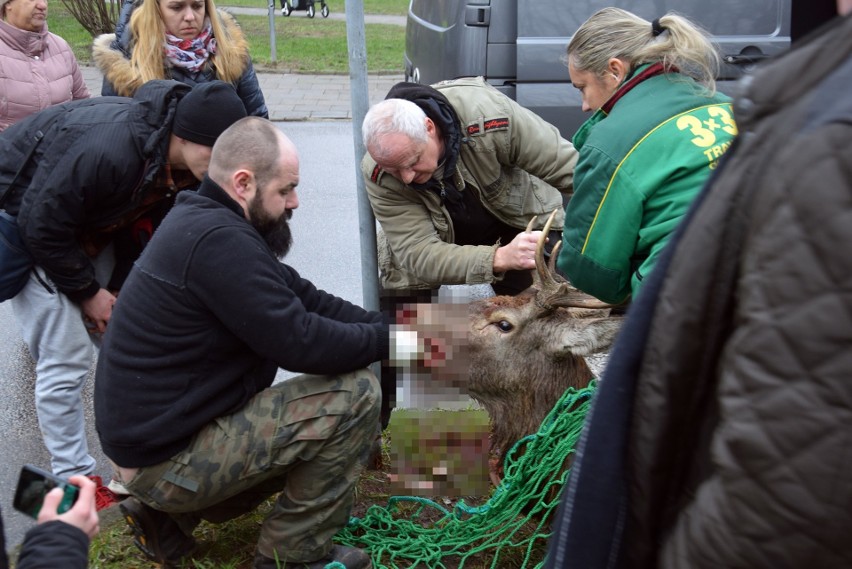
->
[92,9,250,98]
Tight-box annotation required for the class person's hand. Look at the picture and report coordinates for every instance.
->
[37,475,100,539]
[80,288,116,334]
[493,230,543,273]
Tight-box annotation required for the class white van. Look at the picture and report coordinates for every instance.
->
[404,0,791,137]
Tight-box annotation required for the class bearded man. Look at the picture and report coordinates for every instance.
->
[94,117,385,569]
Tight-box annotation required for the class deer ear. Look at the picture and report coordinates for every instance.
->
[554,318,622,357]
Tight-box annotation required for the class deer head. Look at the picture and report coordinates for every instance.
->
[465,210,622,456]
[396,210,624,460]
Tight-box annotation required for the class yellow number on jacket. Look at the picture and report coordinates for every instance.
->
[676,115,716,148]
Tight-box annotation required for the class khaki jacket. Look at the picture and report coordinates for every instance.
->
[361,77,577,290]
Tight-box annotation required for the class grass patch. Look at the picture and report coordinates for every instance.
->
[82,471,544,569]
[48,2,406,73]
[235,17,404,72]
[85,501,272,568]
[47,4,92,63]
[218,0,408,15]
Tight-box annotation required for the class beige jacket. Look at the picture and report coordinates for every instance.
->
[362,77,578,290]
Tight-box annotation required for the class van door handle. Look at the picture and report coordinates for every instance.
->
[723,53,769,65]
[464,5,491,26]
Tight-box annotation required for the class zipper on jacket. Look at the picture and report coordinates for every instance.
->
[35,269,55,295]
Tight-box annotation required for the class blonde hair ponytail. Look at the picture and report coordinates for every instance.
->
[567,7,720,92]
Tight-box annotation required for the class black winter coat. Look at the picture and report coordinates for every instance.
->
[0,507,88,569]
[0,80,190,301]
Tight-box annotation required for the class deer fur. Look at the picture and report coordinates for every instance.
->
[402,210,624,461]
[467,290,620,458]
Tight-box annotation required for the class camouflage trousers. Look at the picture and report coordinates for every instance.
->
[120,369,380,562]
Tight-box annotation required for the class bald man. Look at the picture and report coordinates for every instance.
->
[95,117,382,569]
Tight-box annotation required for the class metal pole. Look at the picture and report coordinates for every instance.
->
[345,0,378,314]
[268,0,277,63]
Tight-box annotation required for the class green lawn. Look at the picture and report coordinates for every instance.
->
[48,0,407,73]
[220,0,408,15]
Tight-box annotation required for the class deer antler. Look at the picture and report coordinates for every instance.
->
[531,209,614,312]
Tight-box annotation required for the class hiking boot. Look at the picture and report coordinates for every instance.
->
[87,475,122,511]
[120,497,197,567]
[254,545,372,569]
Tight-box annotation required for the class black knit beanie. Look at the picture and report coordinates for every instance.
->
[172,81,247,146]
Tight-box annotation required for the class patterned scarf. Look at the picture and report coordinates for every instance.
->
[163,19,217,73]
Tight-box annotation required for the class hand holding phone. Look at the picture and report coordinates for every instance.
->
[40,475,100,539]
[14,465,79,519]
[13,465,100,538]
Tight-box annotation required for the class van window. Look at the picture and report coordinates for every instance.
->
[406,0,791,137]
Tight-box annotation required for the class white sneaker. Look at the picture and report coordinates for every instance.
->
[108,478,131,496]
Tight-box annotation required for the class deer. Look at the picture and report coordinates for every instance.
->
[395,210,623,467]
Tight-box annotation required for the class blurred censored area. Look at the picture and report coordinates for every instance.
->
[388,409,491,497]
[388,298,474,409]
[387,295,491,497]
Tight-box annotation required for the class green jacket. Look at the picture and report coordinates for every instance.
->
[362,76,577,291]
[557,65,735,304]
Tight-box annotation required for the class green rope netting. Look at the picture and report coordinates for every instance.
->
[334,382,597,569]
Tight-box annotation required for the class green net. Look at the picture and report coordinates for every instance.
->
[335,382,597,569]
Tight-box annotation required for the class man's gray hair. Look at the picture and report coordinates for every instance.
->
[362,99,429,156]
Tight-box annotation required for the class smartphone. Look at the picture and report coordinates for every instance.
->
[13,464,79,519]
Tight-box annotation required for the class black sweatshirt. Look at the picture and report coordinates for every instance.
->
[95,177,389,467]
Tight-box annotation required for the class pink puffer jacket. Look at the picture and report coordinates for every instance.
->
[0,19,90,132]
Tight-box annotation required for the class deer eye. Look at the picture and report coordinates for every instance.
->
[496,320,514,332]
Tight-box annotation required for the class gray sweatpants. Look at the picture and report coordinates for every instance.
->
[11,249,113,476]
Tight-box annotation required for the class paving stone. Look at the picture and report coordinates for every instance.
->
[82,66,403,121]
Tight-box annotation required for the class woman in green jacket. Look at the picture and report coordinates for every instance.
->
[557,8,737,304]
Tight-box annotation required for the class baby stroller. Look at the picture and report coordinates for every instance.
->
[280,0,329,18]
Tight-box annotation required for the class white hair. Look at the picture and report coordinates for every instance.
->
[362,98,429,158]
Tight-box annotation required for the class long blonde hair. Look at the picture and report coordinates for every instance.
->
[128,0,244,85]
[567,7,720,92]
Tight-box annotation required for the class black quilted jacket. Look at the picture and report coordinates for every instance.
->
[0,80,189,301]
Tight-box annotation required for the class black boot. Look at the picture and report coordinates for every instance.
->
[120,498,197,567]
[254,545,372,569]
